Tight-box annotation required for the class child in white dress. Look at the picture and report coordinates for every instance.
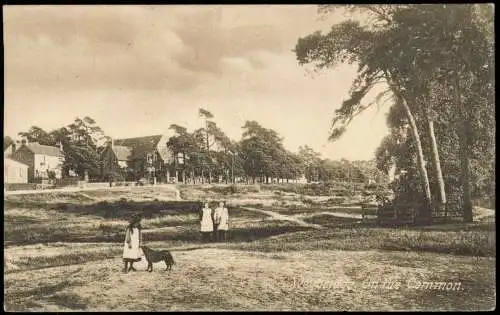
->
[200,202,214,242]
[214,201,229,242]
[122,214,142,272]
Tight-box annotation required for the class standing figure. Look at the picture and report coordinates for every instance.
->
[214,201,229,242]
[200,202,214,242]
[122,214,142,273]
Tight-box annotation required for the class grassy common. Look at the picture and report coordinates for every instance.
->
[3,186,496,311]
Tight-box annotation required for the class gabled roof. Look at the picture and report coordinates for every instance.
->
[4,157,29,168]
[112,145,133,161]
[4,144,15,157]
[114,135,163,160]
[23,143,64,157]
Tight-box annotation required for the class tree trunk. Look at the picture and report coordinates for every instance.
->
[458,128,474,222]
[453,77,474,222]
[399,94,433,224]
[231,161,234,184]
[201,169,205,184]
[182,169,186,184]
[428,118,447,216]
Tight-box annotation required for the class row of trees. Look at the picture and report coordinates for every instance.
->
[295,4,495,222]
[166,108,388,184]
[5,117,107,180]
[5,110,387,185]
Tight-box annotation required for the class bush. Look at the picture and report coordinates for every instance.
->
[326,197,346,205]
[104,171,125,182]
[205,184,260,195]
[4,183,39,191]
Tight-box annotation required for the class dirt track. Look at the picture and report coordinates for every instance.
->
[5,247,495,311]
[239,206,324,229]
[4,187,495,311]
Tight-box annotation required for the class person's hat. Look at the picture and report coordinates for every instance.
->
[128,213,142,224]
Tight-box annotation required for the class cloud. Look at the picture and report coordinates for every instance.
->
[170,12,285,74]
[4,5,340,92]
[4,6,142,46]
[4,5,390,161]
[168,5,331,75]
[4,5,205,91]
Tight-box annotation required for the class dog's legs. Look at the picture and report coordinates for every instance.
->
[148,262,153,272]
[128,261,138,272]
[164,259,172,271]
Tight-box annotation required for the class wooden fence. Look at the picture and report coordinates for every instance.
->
[362,201,466,226]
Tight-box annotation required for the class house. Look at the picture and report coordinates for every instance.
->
[100,140,134,180]
[4,143,16,158]
[10,141,64,183]
[4,158,29,184]
[100,134,176,183]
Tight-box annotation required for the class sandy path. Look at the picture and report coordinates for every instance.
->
[239,207,323,229]
[4,184,181,196]
[473,207,495,221]
[293,211,364,220]
[4,247,495,311]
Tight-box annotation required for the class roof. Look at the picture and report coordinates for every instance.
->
[4,157,29,168]
[23,143,64,157]
[114,135,163,160]
[4,142,13,151]
[112,145,133,161]
[4,144,15,157]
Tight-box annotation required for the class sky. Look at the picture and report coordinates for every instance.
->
[3,5,391,161]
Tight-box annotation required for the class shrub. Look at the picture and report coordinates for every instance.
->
[326,197,346,205]
[104,171,125,182]
[205,184,260,195]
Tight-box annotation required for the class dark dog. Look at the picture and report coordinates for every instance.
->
[140,245,175,272]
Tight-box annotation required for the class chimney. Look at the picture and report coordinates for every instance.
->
[21,139,27,146]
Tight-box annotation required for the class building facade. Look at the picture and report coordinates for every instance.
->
[4,158,29,184]
[101,134,176,183]
[10,142,64,183]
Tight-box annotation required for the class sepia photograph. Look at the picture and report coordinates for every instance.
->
[3,4,495,311]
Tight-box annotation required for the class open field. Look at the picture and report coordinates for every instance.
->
[4,185,496,311]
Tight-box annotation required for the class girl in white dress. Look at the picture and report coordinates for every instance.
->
[214,201,229,242]
[200,202,214,242]
[122,214,142,272]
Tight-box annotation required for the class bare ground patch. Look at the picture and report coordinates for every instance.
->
[4,248,495,311]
